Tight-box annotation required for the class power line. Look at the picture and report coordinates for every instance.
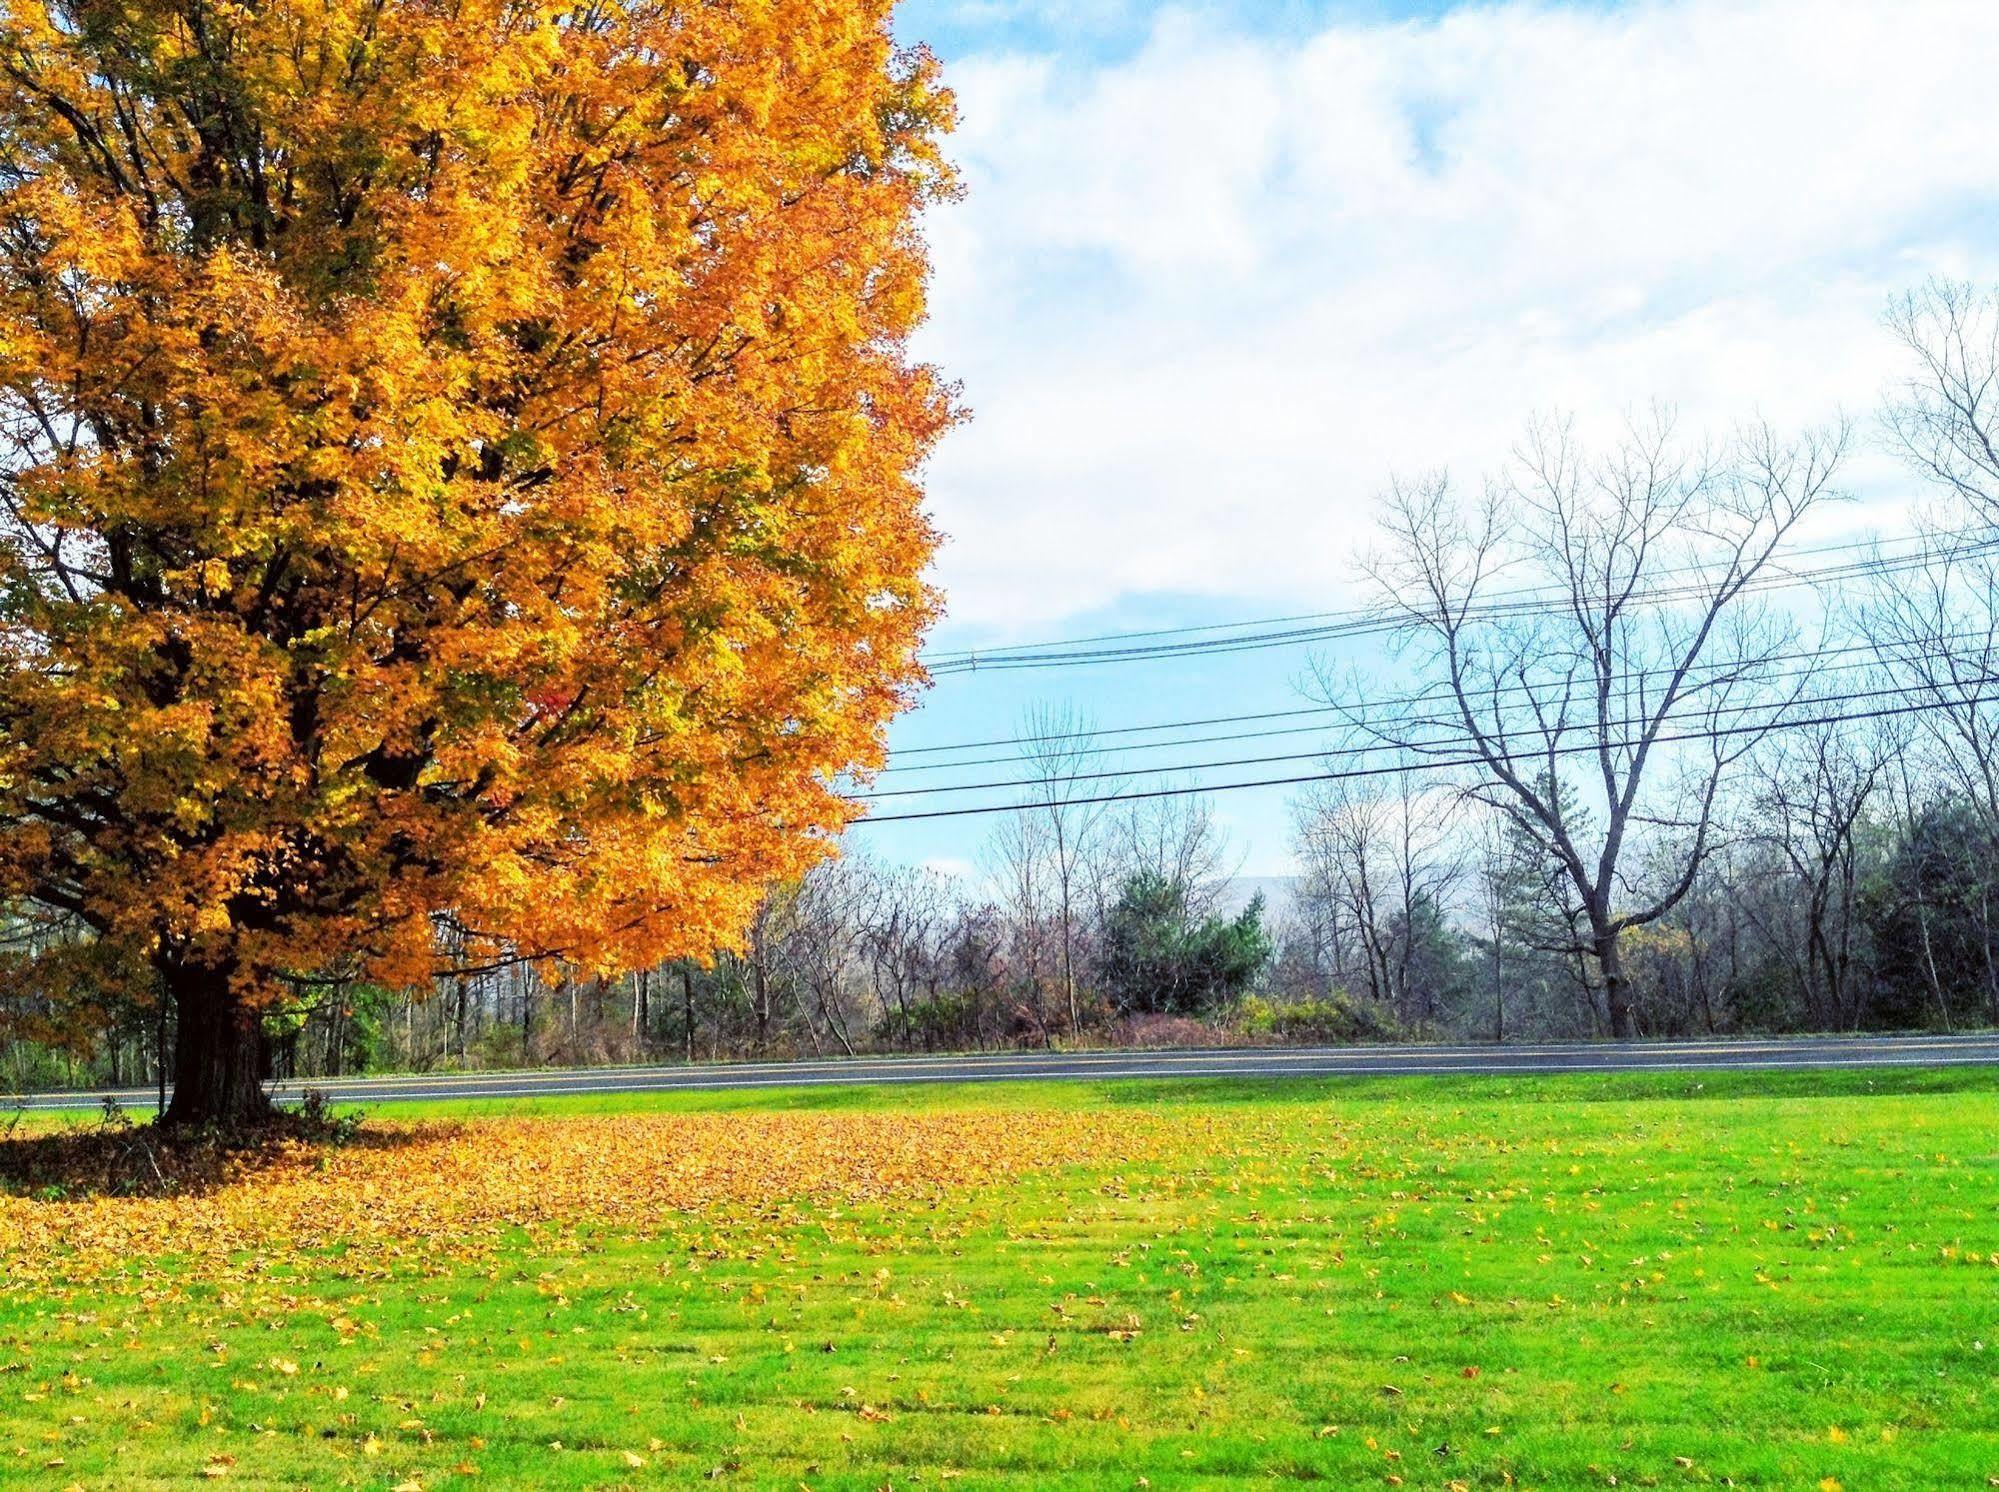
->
[918,529,1999,677]
[850,683,1999,825]
[890,700,1336,757]
[877,634,1961,773]
[929,546,1980,673]
[896,639,1850,759]
[921,526,1939,663]
[919,525,1973,666]
[898,533,1999,751]
[855,674,1931,802]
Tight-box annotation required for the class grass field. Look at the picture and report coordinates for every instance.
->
[4,1069,1998,1489]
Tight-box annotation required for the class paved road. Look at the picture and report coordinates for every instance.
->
[10,1032,1999,1112]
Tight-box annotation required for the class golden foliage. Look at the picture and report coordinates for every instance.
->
[0,1109,1173,1288]
[0,0,954,1030]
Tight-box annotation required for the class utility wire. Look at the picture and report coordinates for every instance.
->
[919,530,1999,676]
[921,526,1986,665]
[855,674,1938,802]
[876,635,1971,774]
[921,526,1941,664]
[850,683,1999,825]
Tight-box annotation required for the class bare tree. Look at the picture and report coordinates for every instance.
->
[1359,412,1847,1036]
[1885,280,1999,521]
[1868,278,1999,1027]
[856,861,953,1047]
[1468,809,1518,1042]
[1282,849,1349,1000]
[1866,531,1999,826]
[1293,761,1462,1023]
[985,806,1057,1043]
[939,898,1009,1047]
[787,861,868,1056]
[1116,790,1236,916]
[739,894,784,1054]
[1016,704,1117,1034]
[1750,711,1897,1030]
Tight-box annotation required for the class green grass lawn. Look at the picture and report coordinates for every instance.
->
[4,1069,1998,1489]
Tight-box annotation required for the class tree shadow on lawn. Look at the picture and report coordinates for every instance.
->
[0,1101,430,1201]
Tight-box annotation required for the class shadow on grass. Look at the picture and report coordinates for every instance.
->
[0,1106,434,1201]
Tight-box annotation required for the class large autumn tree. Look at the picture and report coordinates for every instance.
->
[0,0,954,1125]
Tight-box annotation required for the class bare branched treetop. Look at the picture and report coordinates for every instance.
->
[1885,280,1999,520]
[1347,410,1849,1036]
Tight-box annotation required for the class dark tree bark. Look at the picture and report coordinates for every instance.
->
[161,956,273,1129]
[1351,415,1845,1037]
[1595,921,1634,1038]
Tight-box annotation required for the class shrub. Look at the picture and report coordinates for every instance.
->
[1099,873,1272,1017]
[876,992,986,1051]
[1111,1013,1218,1049]
[294,1089,366,1146]
[1235,991,1403,1044]
[0,1040,78,1094]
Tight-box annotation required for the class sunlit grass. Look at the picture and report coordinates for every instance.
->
[5,1070,1998,1488]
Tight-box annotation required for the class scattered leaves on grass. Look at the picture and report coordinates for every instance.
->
[0,1111,1183,1287]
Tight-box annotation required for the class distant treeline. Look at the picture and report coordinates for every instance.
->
[6,754,1999,1094]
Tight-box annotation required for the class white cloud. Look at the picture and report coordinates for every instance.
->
[914,0,1999,632]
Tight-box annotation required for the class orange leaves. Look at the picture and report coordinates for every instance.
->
[0,1109,1169,1288]
[0,0,954,1077]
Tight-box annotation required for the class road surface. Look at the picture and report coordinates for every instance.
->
[9,1032,1999,1111]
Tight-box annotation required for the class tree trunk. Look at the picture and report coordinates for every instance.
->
[752,953,771,1053]
[162,957,273,1129]
[1058,882,1079,1036]
[327,977,348,1078]
[1597,926,1635,1039]
[155,975,170,1117]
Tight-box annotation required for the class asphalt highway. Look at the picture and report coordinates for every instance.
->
[10,1032,1999,1111]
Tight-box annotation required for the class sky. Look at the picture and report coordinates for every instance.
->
[848,0,1999,882]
